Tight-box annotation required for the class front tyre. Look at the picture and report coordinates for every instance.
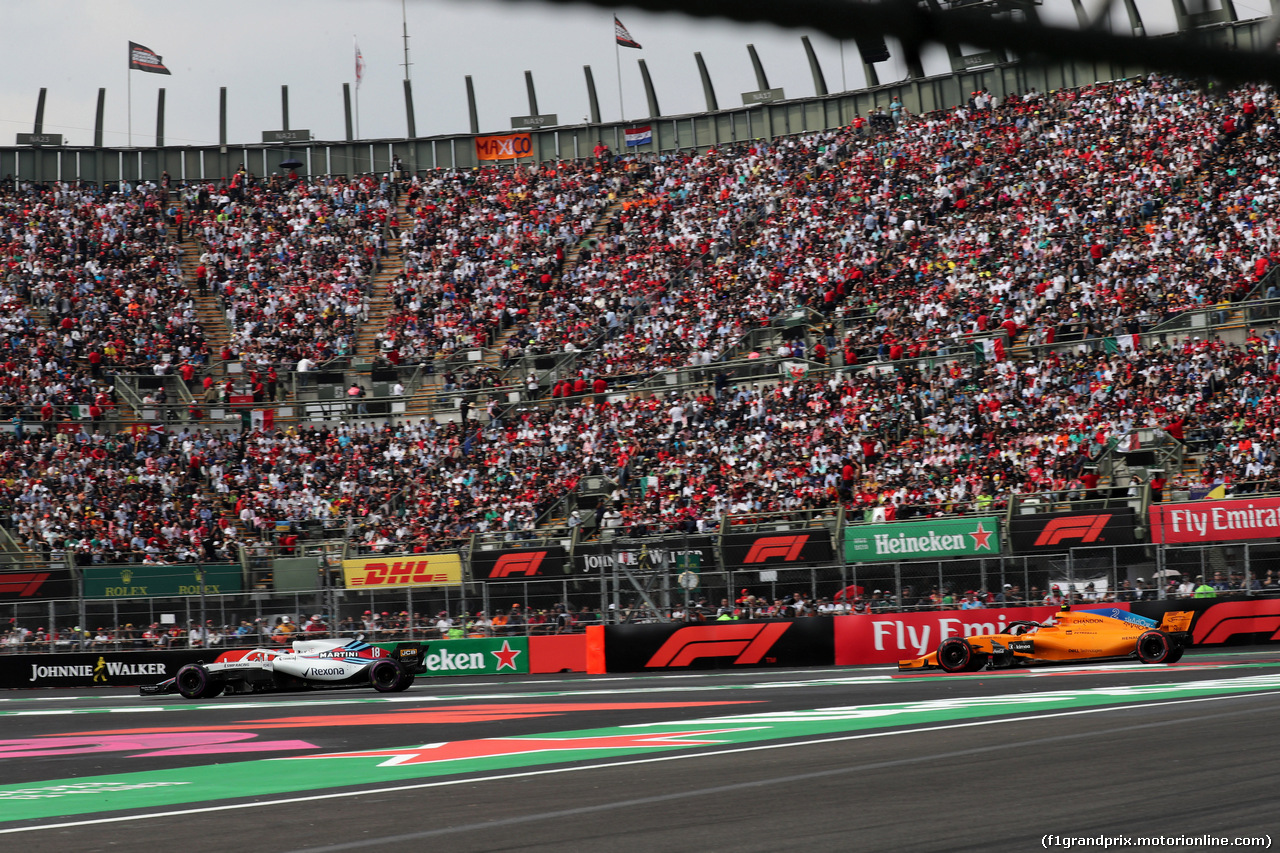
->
[937,637,980,673]
[369,658,406,693]
[1136,630,1174,664]
[176,663,212,699]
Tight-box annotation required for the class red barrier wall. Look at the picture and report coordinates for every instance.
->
[528,634,588,673]
[834,606,1089,666]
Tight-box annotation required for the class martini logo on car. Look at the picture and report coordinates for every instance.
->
[845,517,1002,563]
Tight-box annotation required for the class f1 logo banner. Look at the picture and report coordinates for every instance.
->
[1130,598,1280,646]
[721,530,834,568]
[0,569,73,602]
[475,133,533,161]
[1009,509,1136,554]
[603,619,834,672]
[342,554,463,589]
[470,546,569,581]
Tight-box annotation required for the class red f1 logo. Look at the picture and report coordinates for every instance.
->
[743,535,809,564]
[0,573,51,598]
[1033,515,1111,547]
[489,552,547,578]
[645,623,792,668]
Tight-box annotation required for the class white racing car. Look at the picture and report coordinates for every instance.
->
[140,636,427,698]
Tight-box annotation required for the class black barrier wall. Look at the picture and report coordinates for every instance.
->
[2,650,209,689]
[603,618,834,672]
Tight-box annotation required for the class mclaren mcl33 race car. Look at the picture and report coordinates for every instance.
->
[140,637,427,698]
[898,606,1195,673]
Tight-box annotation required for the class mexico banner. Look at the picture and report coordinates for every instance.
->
[475,133,532,161]
[1150,497,1280,544]
[341,554,463,590]
[844,517,1002,563]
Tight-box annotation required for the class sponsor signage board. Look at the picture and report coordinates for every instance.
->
[341,553,463,590]
[475,133,533,161]
[574,537,716,575]
[833,605,1095,665]
[470,546,570,581]
[1131,598,1280,646]
[82,564,244,599]
[844,517,1002,563]
[16,133,63,146]
[262,129,311,143]
[510,114,557,129]
[721,530,834,568]
[603,619,834,672]
[0,650,207,688]
[375,637,528,677]
[741,88,785,104]
[1009,509,1136,553]
[1150,498,1280,544]
[0,568,74,601]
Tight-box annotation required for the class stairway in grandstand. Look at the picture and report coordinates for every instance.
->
[353,193,411,359]
[174,204,234,381]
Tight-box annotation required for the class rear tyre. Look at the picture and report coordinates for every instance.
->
[937,637,978,673]
[1136,630,1174,664]
[369,658,406,693]
[175,663,211,699]
[1163,644,1185,664]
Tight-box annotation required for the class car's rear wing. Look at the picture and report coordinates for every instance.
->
[392,642,427,674]
[1159,611,1194,633]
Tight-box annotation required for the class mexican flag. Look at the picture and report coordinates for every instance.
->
[1103,334,1142,353]
[973,337,1006,363]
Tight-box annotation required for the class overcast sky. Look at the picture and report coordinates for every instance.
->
[1,0,1253,149]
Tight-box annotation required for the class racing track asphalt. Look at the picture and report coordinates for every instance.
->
[3,648,1279,852]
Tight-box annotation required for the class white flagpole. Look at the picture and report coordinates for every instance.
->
[127,64,132,148]
[354,36,362,141]
[615,16,625,122]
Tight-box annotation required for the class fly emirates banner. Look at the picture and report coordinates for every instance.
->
[1150,497,1280,545]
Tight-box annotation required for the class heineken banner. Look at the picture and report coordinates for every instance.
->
[470,546,570,581]
[0,568,74,602]
[574,536,717,575]
[844,517,1002,563]
[721,530,835,568]
[81,564,244,599]
[342,553,463,590]
[374,637,528,677]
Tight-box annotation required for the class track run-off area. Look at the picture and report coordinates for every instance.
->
[2,650,1278,852]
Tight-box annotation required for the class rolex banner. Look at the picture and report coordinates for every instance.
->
[844,517,1002,563]
[82,564,244,599]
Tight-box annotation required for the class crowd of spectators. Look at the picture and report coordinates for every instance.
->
[185,168,392,370]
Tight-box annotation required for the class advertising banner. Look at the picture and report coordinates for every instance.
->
[0,568,74,601]
[0,650,206,689]
[574,536,716,575]
[1150,498,1280,544]
[475,133,532,161]
[470,546,570,581]
[602,618,834,672]
[1130,598,1280,646]
[833,605,1087,665]
[341,553,462,590]
[81,564,244,599]
[844,517,1002,563]
[1009,508,1136,553]
[375,637,528,677]
[721,530,835,568]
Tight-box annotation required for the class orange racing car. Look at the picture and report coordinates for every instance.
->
[898,606,1194,673]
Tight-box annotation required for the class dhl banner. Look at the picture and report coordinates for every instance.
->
[341,553,463,589]
[475,133,533,161]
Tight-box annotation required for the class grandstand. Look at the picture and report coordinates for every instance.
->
[3,26,1280,644]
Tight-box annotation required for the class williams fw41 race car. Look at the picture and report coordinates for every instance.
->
[140,637,427,698]
[898,607,1194,673]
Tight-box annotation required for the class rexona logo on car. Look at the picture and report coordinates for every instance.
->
[341,554,462,589]
[489,551,547,578]
[1032,515,1111,546]
[644,623,792,668]
[743,536,809,564]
